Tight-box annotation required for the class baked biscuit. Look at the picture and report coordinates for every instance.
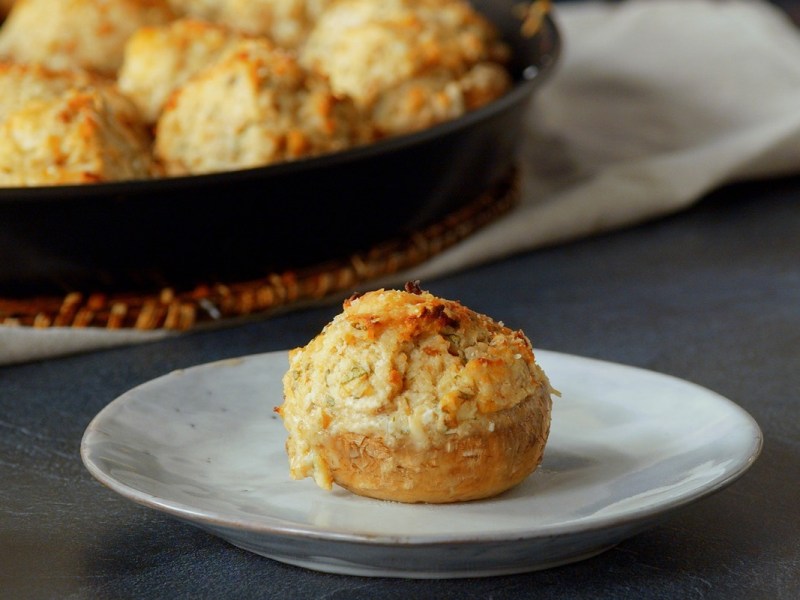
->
[118,18,249,123]
[277,283,556,503]
[0,0,175,76]
[300,0,511,136]
[0,61,146,134]
[166,0,333,49]
[154,38,366,175]
[0,89,154,186]
[370,63,511,137]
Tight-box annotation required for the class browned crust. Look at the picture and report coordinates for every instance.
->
[319,386,552,503]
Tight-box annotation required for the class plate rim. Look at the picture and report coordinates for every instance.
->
[80,349,764,548]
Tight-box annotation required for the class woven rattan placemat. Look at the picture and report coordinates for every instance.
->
[1,170,518,331]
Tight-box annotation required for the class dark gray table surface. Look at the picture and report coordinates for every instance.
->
[2,175,799,599]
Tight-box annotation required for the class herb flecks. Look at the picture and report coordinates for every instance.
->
[342,364,368,383]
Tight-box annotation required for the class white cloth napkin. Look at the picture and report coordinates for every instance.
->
[402,0,800,280]
[3,0,800,365]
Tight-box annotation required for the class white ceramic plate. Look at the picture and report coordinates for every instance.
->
[81,350,762,578]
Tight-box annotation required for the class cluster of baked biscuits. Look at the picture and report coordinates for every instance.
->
[0,0,512,186]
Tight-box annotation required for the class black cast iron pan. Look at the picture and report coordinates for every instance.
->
[0,1,560,295]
